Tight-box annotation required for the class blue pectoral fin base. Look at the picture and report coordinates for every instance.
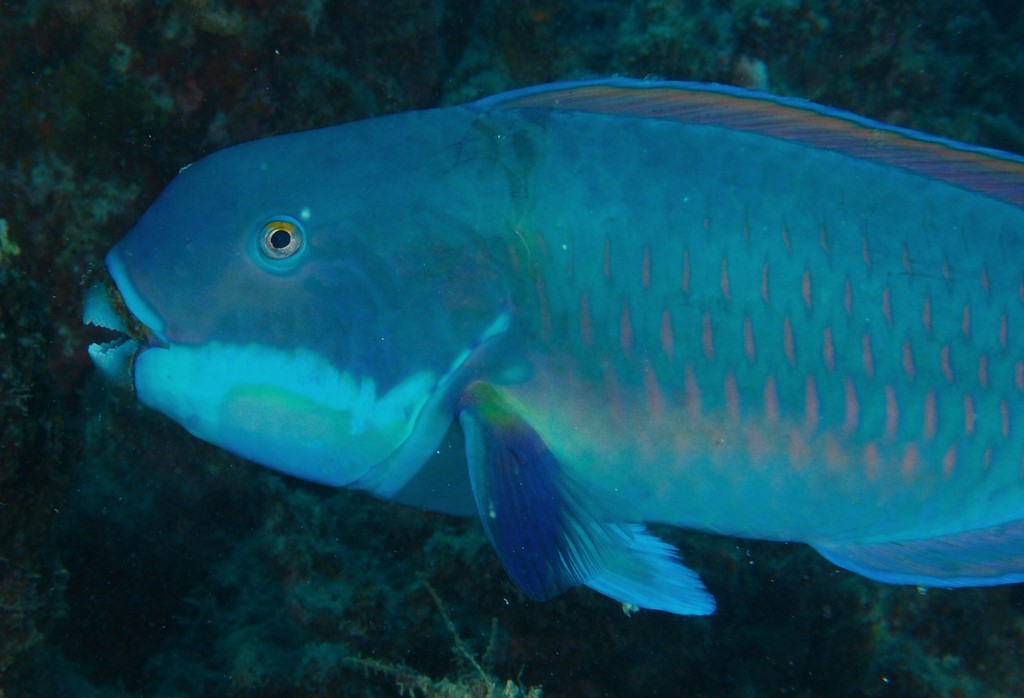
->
[814,518,1024,587]
[459,383,715,615]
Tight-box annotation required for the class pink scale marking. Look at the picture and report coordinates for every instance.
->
[760,262,770,306]
[720,257,731,302]
[788,431,809,468]
[1001,399,1010,439]
[725,372,740,422]
[702,311,715,362]
[902,340,915,381]
[802,269,812,312]
[978,354,989,389]
[964,394,976,437]
[943,444,957,478]
[962,304,971,339]
[642,360,665,418]
[685,365,703,417]
[660,309,674,359]
[822,326,835,372]
[922,296,932,335]
[783,316,795,367]
[862,333,875,378]
[1001,313,1009,350]
[885,385,899,439]
[642,243,651,290]
[901,444,919,481]
[682,248,691,296]
[923,391,936,441]
[805,376,820,433]
[941,345,954,382]
[747,428,767,461]
[882,287,893,327]
[864,442,879,482]
[743,315,756,364]
[824,436,845,472]
[843,378,859,434]
[764,375,780,424]
[844,278,853,317]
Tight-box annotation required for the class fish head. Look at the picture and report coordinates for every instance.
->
[84,118,510,488]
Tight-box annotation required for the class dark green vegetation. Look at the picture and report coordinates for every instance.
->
[2,0,1024,695]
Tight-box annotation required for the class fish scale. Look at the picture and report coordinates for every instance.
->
[86,79,1024,614]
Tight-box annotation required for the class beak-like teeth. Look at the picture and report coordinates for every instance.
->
[83,281,130,336]
[83,271,165,349]
[83,274,146,389]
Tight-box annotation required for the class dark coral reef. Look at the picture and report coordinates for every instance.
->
[2,1,1024,696]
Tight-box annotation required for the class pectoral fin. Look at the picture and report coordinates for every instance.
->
[458,383,715,615]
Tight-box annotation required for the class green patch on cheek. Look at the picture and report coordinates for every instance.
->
[220,385,411,482]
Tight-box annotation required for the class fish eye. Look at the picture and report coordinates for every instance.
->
[259,219,304,260]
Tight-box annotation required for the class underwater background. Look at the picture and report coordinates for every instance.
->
[2,0,1024,695]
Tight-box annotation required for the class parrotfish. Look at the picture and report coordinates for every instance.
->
[85,79,1024,615]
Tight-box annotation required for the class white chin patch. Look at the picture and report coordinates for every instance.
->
[132,341,437,487]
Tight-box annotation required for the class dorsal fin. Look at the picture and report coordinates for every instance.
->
[470,78,1024,207]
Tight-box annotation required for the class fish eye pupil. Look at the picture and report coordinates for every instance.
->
[259,218,304,261]
[269,228,291,249]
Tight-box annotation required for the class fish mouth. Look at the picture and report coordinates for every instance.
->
[82,268,164,387]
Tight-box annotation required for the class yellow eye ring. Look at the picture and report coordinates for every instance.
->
[259,219,304,260]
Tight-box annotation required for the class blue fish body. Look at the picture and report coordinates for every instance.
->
[85,79,1024,614]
